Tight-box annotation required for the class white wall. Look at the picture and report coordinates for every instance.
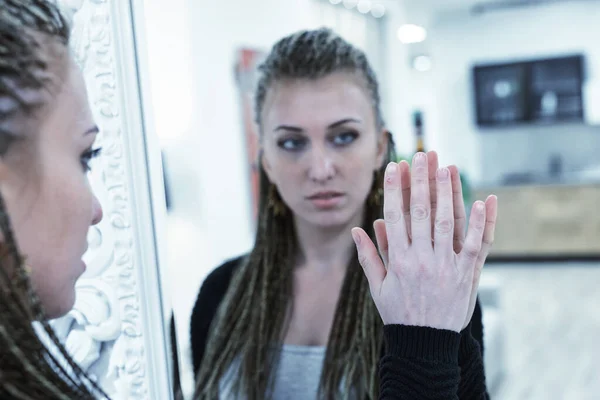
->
[380,0,424,158]
[410,1,600,184]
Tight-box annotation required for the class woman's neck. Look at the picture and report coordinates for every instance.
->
[293,211,364,273]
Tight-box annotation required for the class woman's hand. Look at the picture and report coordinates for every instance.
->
[388,151,467,254]
[352,152,497,332]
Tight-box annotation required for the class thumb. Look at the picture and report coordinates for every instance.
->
[352,227,385,294]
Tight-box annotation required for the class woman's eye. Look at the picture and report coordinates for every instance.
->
[277,137,307,151]
[332,131,358,146]
[80,147,102,172]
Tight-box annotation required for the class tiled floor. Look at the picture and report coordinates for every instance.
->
[482,262,600,400]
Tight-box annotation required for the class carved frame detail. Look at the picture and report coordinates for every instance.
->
[51,0,173,399]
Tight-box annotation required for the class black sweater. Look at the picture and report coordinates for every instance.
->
[190,256,489,399]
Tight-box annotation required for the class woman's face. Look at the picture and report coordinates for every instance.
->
[261,72,386,229]
[0,57,103,319]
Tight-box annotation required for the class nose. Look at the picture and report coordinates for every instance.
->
[91,194,103,225]
[307,146,335,183]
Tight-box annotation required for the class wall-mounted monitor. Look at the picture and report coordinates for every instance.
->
[473,55,584,127]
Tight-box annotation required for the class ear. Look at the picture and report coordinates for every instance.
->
[375,128,390,168]
[260,148,275,184]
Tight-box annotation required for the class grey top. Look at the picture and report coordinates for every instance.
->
[219,344,329,399]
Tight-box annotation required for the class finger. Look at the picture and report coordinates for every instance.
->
[383,162,410,257]
[474,195,498,276]
[464,196,497,329]
[399,161,412,240]
[409,152,432,247]
[352,227,386,294]
[458,201,486,271]
[427,151,439,237]
[373,219,389,267]
[449,165,467,253]
[433,167,454,256]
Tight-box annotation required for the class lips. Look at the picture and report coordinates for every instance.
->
[307,191,344,200]
[307,191,345,210]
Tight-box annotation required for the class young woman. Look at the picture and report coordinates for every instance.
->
[0,1,106,398]
[190,28,495,399]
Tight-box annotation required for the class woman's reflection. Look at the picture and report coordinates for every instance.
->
[189,28,486,399]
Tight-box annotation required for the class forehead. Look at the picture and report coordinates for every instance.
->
[262,73,374,129]
[41,57,94,139]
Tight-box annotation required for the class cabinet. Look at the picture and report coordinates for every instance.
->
[474,184,600,258]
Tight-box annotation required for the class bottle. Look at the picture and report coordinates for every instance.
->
[413,110,425,153]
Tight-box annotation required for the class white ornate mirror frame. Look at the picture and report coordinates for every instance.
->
[48,0,174,399]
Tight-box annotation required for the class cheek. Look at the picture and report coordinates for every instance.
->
[17,165,93,316]
[37,166,92,254]
[271,162,302,198]
[346,146,379,192]
[264,147,301,184]
[349,163,376,200]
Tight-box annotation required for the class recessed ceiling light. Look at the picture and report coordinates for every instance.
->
[371,3,386,18]
[397,24,427,44]
[413,55,433,72]
[343,0,358,9]
[357,0,372,14]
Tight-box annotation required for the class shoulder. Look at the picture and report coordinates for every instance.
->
[201,255,243,292]
[189,254,246,373]
[191,254,245,325]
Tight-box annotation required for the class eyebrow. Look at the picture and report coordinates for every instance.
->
[274,118,362,133]
[84,126,100,136]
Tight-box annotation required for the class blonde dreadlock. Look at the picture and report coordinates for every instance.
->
[194,28,396,399]
[0,1,108,398]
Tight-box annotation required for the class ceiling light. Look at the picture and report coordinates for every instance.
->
[413,55,433,72]
[397,24,427,44]
[371,3,386,18]
[343,0,358,9]
[357,0,372,13]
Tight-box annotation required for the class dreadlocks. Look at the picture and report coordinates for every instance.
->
[0,1,108,398]
[194,27,397,399]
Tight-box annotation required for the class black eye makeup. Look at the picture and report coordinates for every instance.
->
[277,136,308,152]
[80,147,102,172]
[330,130,359,146]
[274,127,361,153]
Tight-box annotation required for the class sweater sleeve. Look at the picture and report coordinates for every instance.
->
[378,322,488,399]
[457,325,489,399]
[379,325,461,399]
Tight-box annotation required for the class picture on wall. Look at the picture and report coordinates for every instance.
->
[234,47,267,226]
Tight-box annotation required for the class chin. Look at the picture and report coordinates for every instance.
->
[45,291,76,320]
[303,209,360,229]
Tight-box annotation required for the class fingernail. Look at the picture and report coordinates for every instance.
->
[476,201,485,212]
[414,152,426,165]
[351,229,361,245]
[437,167,449,181]
[386,162,397,174]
